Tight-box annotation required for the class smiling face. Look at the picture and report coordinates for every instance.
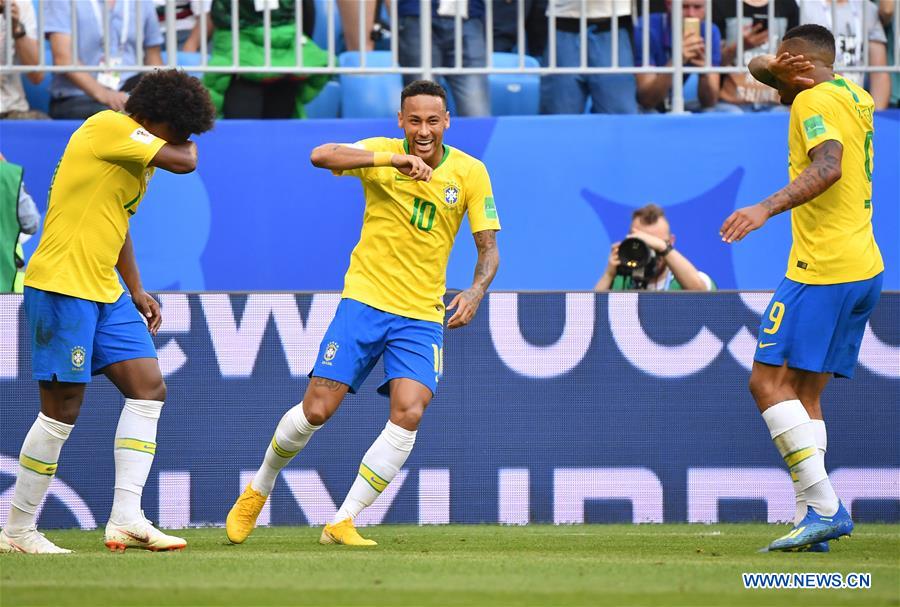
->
[398,94,450,164]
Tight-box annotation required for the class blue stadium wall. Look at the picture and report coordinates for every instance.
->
[1,292,897,529]
[2,111,898,292]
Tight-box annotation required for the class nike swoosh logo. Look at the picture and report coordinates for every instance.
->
[395,175,412,182]
[122,530,150,543]
[758,342,777,348]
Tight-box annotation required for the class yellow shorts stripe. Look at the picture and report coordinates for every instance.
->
[115,438,157,455]
[359,463,389,493]
[19,454,57,476]
[271,436,299,459]
[783,446,817,469]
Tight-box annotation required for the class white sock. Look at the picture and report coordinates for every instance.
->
[5,413,73,535]
[332,421,416,525]
[794,419,828,525]
[762,400,838,518]
[110,399,163,525]
[251,403,322,496]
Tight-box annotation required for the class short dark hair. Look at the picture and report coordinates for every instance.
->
[125,69,215,136]
[632,204,666,225]
[400,80,447,111]
[782,24,836,57]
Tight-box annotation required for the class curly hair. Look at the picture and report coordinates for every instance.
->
[125,69,215,136]
[401,80,447,111]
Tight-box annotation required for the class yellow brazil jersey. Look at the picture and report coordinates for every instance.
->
[336,137,501,323]
[25,111,166,303]
[786,76,883,284]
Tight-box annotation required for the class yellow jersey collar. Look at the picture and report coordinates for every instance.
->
[402,139,450,169]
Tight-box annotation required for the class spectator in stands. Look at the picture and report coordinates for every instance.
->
[205,0,328,119]
[539,0,637,114]
[878,0,899,108]
[0,0,46,119]
[712,0,798,112]
[493,0,548,59]
[800,0,891,109]
[338,0,377,51]
[594,204,715,291]
[153,0,212,52]
[398,0,490,117]
[633,0,722,112]
[0,152,41,293]
[45,0,163,119]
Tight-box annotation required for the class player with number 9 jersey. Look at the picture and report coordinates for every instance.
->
[720,24,883,553]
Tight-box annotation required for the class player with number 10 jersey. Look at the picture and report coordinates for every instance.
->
[226,80,501,547]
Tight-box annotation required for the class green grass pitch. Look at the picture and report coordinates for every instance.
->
[1,524,898,606]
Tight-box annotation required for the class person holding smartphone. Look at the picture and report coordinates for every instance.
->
[633,0,722,112]
[712,0,800,113]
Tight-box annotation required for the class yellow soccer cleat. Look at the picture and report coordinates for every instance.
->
[319,518,377,546]
[225,484,268,544]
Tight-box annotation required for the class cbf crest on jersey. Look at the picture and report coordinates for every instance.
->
[443,183,460,207]
[323,341,339,364]
[71,346,86,370]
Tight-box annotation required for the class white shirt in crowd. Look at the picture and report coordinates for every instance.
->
[0,0,36,114]
[546,0,632,20]
[153,0,211,32]
[799,0,887,87]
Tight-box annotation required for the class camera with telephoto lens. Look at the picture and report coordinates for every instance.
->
[616,237,661,289]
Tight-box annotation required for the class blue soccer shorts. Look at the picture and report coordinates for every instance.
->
[310,298,444,396]
[24,287,158,383]
[754,273,883,378]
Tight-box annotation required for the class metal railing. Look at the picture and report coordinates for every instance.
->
[3,0,899,113]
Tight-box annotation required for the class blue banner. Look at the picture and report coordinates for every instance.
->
[1,292,897,529]
[2,112,898,292]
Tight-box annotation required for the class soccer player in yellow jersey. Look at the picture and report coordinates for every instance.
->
[226,80,501,546]
[720,25,883,552]
[0,70,215,554]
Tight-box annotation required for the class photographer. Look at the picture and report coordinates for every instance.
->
[594,204,715,291]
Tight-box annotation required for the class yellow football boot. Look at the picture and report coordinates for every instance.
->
[225,484,268,544]
[319,518,377,546]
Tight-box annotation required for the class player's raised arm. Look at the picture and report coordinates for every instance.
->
[447,229,500,330]
[150,141,198,174]
[310,143,432,181]
[720,140,842,243]
[749,53,815,90]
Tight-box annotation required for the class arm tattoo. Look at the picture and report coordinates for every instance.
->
[761,140,843,217]
[471,230,499,295]
[312,377,347,391]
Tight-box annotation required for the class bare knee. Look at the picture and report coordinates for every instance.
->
[748,371,773,405]
[749,366,796,412]
[133,376,166,402]
[302,397,335,426]
[301,380,347,426]
[39,381,85,425]
[390,399,428,431]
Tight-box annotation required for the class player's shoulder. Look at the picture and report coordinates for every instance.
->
[86,110,136,129]
[444,144,488,177]
[79,110,141,141]
[357,137,405,152]
[794,84,837,108]
[837,75,875,107]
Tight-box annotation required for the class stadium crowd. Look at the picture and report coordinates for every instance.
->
[1,0,897,119]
